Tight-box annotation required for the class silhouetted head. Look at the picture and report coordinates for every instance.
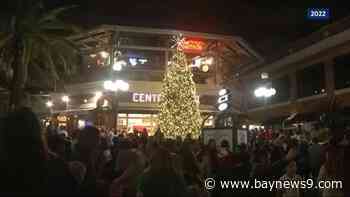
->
[0,107,48,194]
[1,107,46,163]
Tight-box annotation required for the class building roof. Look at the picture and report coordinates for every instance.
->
[68,25,262,69]
[240,16,350,79]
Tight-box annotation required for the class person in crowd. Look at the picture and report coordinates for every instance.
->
[73,126,102,196]
[47,134,67,159]
[58,125,69,138]
[270,135,285,163]
[278,160,302,197]
[110,149,145,197]
[250,146,297,197]
[180,141,202,190]
[308,137,322,180]
[0,107,77,196]
[137,147,188,197]
[217,140,235,169]
[296,139,310,178]
[198,139,219,178]
[318,145,344,197]
[69,161,87,186]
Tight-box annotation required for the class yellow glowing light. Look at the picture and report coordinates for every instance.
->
[100,51,109,58]
[201,64,209,72]
[159,36,202,139]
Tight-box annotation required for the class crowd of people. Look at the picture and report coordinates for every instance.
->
[0,107,349,197]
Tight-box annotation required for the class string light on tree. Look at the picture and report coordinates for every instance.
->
[158,34,202,139]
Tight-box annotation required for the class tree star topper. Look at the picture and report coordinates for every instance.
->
[171,34,186,51]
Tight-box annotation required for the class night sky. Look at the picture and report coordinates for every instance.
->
[2,0,350,56]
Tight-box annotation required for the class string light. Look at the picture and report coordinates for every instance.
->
[100,51,109,58]
[159,35,202,139]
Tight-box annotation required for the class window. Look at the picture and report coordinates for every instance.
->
[297,63,325,98]
[334,53,350,90]
[270,76,290,104]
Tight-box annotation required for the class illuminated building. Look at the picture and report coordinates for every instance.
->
[35,25,261,133]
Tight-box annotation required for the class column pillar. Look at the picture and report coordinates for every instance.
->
[324,59,335,99]
[289,72,298,102]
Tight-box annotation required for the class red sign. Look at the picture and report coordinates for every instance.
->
[182,39,205,52]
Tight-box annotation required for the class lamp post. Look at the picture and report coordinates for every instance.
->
[62,95,69,112]
[103,80,129,130]
[46,100,53,115]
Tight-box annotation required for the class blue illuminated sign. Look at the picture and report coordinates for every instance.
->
[307,8,330,20]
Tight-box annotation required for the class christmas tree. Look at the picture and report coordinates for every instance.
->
[158,36,202,139]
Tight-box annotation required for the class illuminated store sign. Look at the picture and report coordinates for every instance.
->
[132,93,161,103]
[132,93,200,103]
[183,39,205,52]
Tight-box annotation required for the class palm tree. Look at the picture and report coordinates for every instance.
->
[0,1,80,111]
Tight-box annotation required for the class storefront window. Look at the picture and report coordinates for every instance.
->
[204,115,214,127]
[117,113,158,135]
[297,63,325,98]
[334,53,350,90]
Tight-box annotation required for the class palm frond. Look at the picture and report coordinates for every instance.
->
[41,19,82,34]
[22,38,33,69]
[38,5,77,24]
[44,48,59,80]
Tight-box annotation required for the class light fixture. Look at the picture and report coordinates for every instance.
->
[90,54,97,58]
[100,51,109,58]
[95,92,103,100]
[138,58,148,64]
[84,99,88,103]
[46,101,53,108]
[219,89,228,96]
[112,60,127,71]
[129,58,138,66]
[194,58,201,67]
[218,103,229,111]
[203,57,214,65]
[217,95,229,103]
[62,95,70,103]
[115,80,129,91]
[104,80,129,92]
[242,125,247,129]
[102,99,109,107]
[104,80,113,90]
[254,87,276,98]
[261,72,269,79]
[201,64,209,72]
[78,120,86,129]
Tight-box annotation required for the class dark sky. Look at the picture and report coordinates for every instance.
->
[2,0,350,56]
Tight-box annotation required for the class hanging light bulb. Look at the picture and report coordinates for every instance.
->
[112,60,127,71]
[100,51,109,58]
[46,101,53,108]
[201,64,209,72]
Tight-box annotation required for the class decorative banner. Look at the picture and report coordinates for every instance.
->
[202,129,233,150]
[237,129,248,145]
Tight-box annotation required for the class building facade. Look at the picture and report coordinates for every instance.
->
[46,25,261,133]
[236,16,350,126]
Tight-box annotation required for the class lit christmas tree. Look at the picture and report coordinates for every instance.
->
[158,35,202,139]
